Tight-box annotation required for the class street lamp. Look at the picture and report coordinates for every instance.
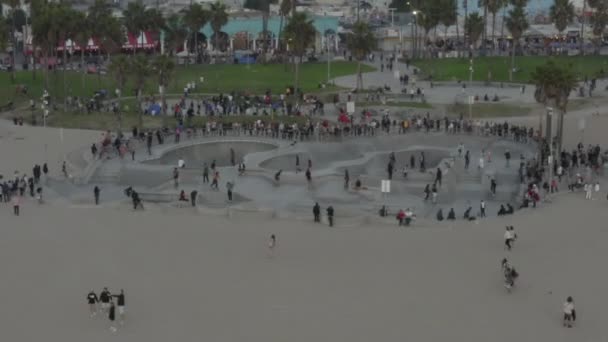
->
[412,10,419,59]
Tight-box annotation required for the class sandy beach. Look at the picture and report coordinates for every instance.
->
[1,113,607,341]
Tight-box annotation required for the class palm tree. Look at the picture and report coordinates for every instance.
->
[486,0,505,50]
[530,61,577,156]
[123,0,149,54]
[346,21,377,92]
[0,15,8,52]
[278,0,292,52]
[209,1,228,52]
[439,0,457,54]
[505,3,529,81]
[465,12,485,50]
[72,11,91,90]
[416,2,441,58]
[89,0,124,58]
[283,11,315,96]
[2,0,21,82]
[182,3,208,63]
[588,0,608,54]
[109,55,130,129]
[164,13,188,57]
[129,54,151,128]
[152,54,175,116]
[550,0,575,36]
[244,0,276,61]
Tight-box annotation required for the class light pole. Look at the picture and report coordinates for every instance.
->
[546,107,554,185]
[412,10,418,59]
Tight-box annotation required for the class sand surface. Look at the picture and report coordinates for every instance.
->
[1,115,607,341]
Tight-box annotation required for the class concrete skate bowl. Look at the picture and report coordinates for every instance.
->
[341,148,452,179]
[259,143,371,171]
[144,141,278,168]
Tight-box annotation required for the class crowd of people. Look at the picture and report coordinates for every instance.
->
[86,288,126,333]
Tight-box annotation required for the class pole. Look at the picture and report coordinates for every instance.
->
[326,35,330,84]
[357,0,360,21]
[469,58,473,86]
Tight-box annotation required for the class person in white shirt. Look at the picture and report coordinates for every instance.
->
[563,296,575,328]
[178,159,186,168]
[585,183,593,199]
[504,226,516,250]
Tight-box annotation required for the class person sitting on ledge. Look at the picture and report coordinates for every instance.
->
[354,178,362,190]
[178,159,186,168]
[447,208,456,220]
[396,209,405,226]
[179,190,188,202]
[238,162,246,176]
[379,205,388,217]
[497,204,507,216]
[463,206,475,221]
[436,208,444,221]
[274,170,282,182]
[506,203,514,214]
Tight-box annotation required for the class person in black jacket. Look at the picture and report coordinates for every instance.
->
[313,202,321,222]
[99,287,111,314]
[86,290,98,317]
[113,289,126,325]
[108,301,117,332]
[94,186,100,205]
[326,206,334,227]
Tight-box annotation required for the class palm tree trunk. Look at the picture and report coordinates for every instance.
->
[294,55,300,96]
[261,11,269,63]
[137,90,143,128]
[509,39,515,81]
[81,48,86,90]
[11,9,17,83]
[194,31,198,64]
[356,60,362,91]
[456,20,460,58]
[557,108,565,155]
[500,7,506,52]
[278,15,284,52]
[63,43,67,111]
[491,13,496,55]
[580,0,586,55]
[482,4,488,47]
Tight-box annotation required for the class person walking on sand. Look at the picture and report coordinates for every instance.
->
[268,234,276,256]
[326,205,334,227]
[94,186,100,205]
[313,202,321,222]
[113,290,126,325]
[563,296,576,328]
[12,195,20,216]
[504,226,516,251]
[86,290,99,317]
[108,300,117,333]
[99,287,112,314]
[173,168,179,189]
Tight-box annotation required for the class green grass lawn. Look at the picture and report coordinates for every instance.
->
[414,55,608,83]
[356,101,433,109]
[446,103,532,118]
[0,61,373,107]
[43,110,308,131]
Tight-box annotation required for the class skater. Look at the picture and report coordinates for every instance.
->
[563,296,576,328]
[202,163,209,183]
[431,183,438,204]
[480,200,486,218]
[94,186,100,205]
[274,170,282,182]
[295,155,301,173]
[113,290,126,325]
[344,169,350,189]
[211,171,219,190]
[87,290,99,317]
[305,168,312,186]
[423,184,431,201]
[226,181,234,201]
[326,205,334,227]
[190,190,198,206]
[435,168,442,187]
[313,202,321,222]
[268,234,276,255]
[464,150,470,169]
[502,258,518,291]
[173,168,179,189]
